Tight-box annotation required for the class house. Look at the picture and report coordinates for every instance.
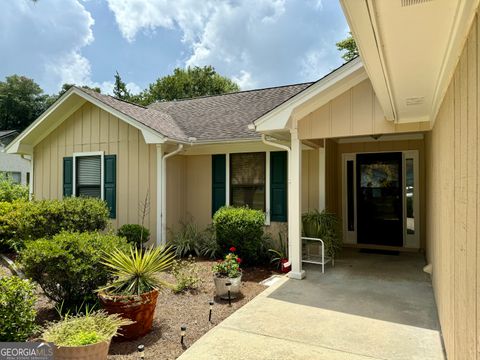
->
[6,0,480,358]
[0,130,30,185]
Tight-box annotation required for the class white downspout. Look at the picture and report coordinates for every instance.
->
[160,144,184,245]
[261,134,290,153]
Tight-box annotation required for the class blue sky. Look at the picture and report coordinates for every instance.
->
[0,0,349,95]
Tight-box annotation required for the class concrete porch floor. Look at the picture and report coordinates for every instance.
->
[178,249,445,360]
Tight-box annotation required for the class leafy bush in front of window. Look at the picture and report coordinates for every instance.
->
[0,197,109,251]
[19,232,129,308]
[0,276,38,341]
[213,206,266,265]
[0,175,28,202]
[117,224,150,248]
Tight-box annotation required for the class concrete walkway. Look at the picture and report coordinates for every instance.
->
[179,250,445,360]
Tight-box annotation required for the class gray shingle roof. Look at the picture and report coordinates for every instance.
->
[77,82,313,142]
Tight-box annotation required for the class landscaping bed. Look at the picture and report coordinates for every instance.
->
[108,260,275,359]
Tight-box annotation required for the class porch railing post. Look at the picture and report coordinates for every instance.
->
[288,128,305,279]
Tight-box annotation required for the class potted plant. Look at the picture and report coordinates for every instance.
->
[268,233,291,273]
[42,310,131,360]
[97,245,175,340]
[212,247,242,299]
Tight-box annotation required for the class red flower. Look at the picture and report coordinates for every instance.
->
[236,258,242,264]
[229,246,236,252]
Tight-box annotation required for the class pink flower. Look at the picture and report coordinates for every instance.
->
[229,246,237,252]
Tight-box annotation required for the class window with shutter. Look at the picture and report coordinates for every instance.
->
[76,156,101,198]
[230,152,266,211]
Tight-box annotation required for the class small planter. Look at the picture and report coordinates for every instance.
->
[52,340,110,360]
[280,259,291,273]
[213,273,242,300]
[98,290,158,340]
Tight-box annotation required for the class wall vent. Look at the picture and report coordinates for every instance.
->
[406,97,425,106]
[401,0,433,7]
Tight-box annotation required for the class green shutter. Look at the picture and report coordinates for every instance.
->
[63,157,73,197]
[270,151,287,222]
[212,154,226,216]
[104,155,116,219]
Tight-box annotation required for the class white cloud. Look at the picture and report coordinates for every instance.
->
[106,0,347,89]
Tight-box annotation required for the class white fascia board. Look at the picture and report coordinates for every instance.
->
[340,0,396,122]
[74,89,165,145]
[254,58,367,132]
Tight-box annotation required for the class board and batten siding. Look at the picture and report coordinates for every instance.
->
[297,79,431,140]
[425,14,480,360]
[33,103,159,244]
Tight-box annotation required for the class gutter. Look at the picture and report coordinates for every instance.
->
[160,144,184,245]
[261,134,290,152]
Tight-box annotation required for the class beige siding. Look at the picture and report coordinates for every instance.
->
[425,15,480,360]
[33,103,158,243]
[298,79,431,140]
[302,149,319,212]
[185,155,212,229]
[325,139,338,214]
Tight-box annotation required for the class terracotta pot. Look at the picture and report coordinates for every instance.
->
[98,290,158,340]
[213,273,242,299]
[53,340,110,360]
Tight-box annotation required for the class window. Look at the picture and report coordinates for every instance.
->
[75,155,102,198]
[230,152,266,211]
[1,171,21,184]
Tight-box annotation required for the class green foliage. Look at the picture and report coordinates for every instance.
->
[0,175,29,202]
[139,66,240,104]
[268,232,288,269]
[113,71,131,101]
[171,257,202,293]
[302,209,342,259]
[42,310,131,346]
[213,206,265,265]
[336,32,359,62]
[212,248,241,278]
[46,83,101,108]
[0,197,109,251]
[0,276,38,341]
[19,232,129,308]
[169,221,205,257]
[99,245,176,296]
[0,75,49,132]
[200,225,221,259]
[117,224,150,248]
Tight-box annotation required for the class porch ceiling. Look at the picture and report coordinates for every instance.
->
[341,0,479,124]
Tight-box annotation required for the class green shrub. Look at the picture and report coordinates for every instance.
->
[213,206,265,265]
[0,276,38,341]
[117,224,150,248]
[19,232,129,308]
[0,197,110,251]
[200,225,220,259]
[302,209,342,259]
[169,221,205,257]
[0,175,29,202]
[171,257,202,293]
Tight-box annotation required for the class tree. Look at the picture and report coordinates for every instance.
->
[0,75,48,132]
[141,66,239,104]
[44,83,101,108]
[113,71,131,101]
[336,32,359,62]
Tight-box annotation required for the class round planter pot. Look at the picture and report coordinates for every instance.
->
[213,273,242,300]
[98,290,158,341]
[53,340,110,360]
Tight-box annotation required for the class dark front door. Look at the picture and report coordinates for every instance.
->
[356,152,403,246]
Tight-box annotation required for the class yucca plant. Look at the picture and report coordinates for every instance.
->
[268,232,288,269]
[98,246,176,296]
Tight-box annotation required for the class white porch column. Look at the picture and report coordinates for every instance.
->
[288,128,305,279]
[156,144,164,246]
[318,146,326,211]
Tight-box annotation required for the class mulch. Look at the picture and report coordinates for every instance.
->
[1,257,275,359]
[108,260,275,359]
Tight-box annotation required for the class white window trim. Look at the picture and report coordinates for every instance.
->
[72,151,105,200]
[225,151,272,225]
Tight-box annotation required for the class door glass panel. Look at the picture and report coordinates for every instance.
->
[346,160,355,231]
[406,158,415,234]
